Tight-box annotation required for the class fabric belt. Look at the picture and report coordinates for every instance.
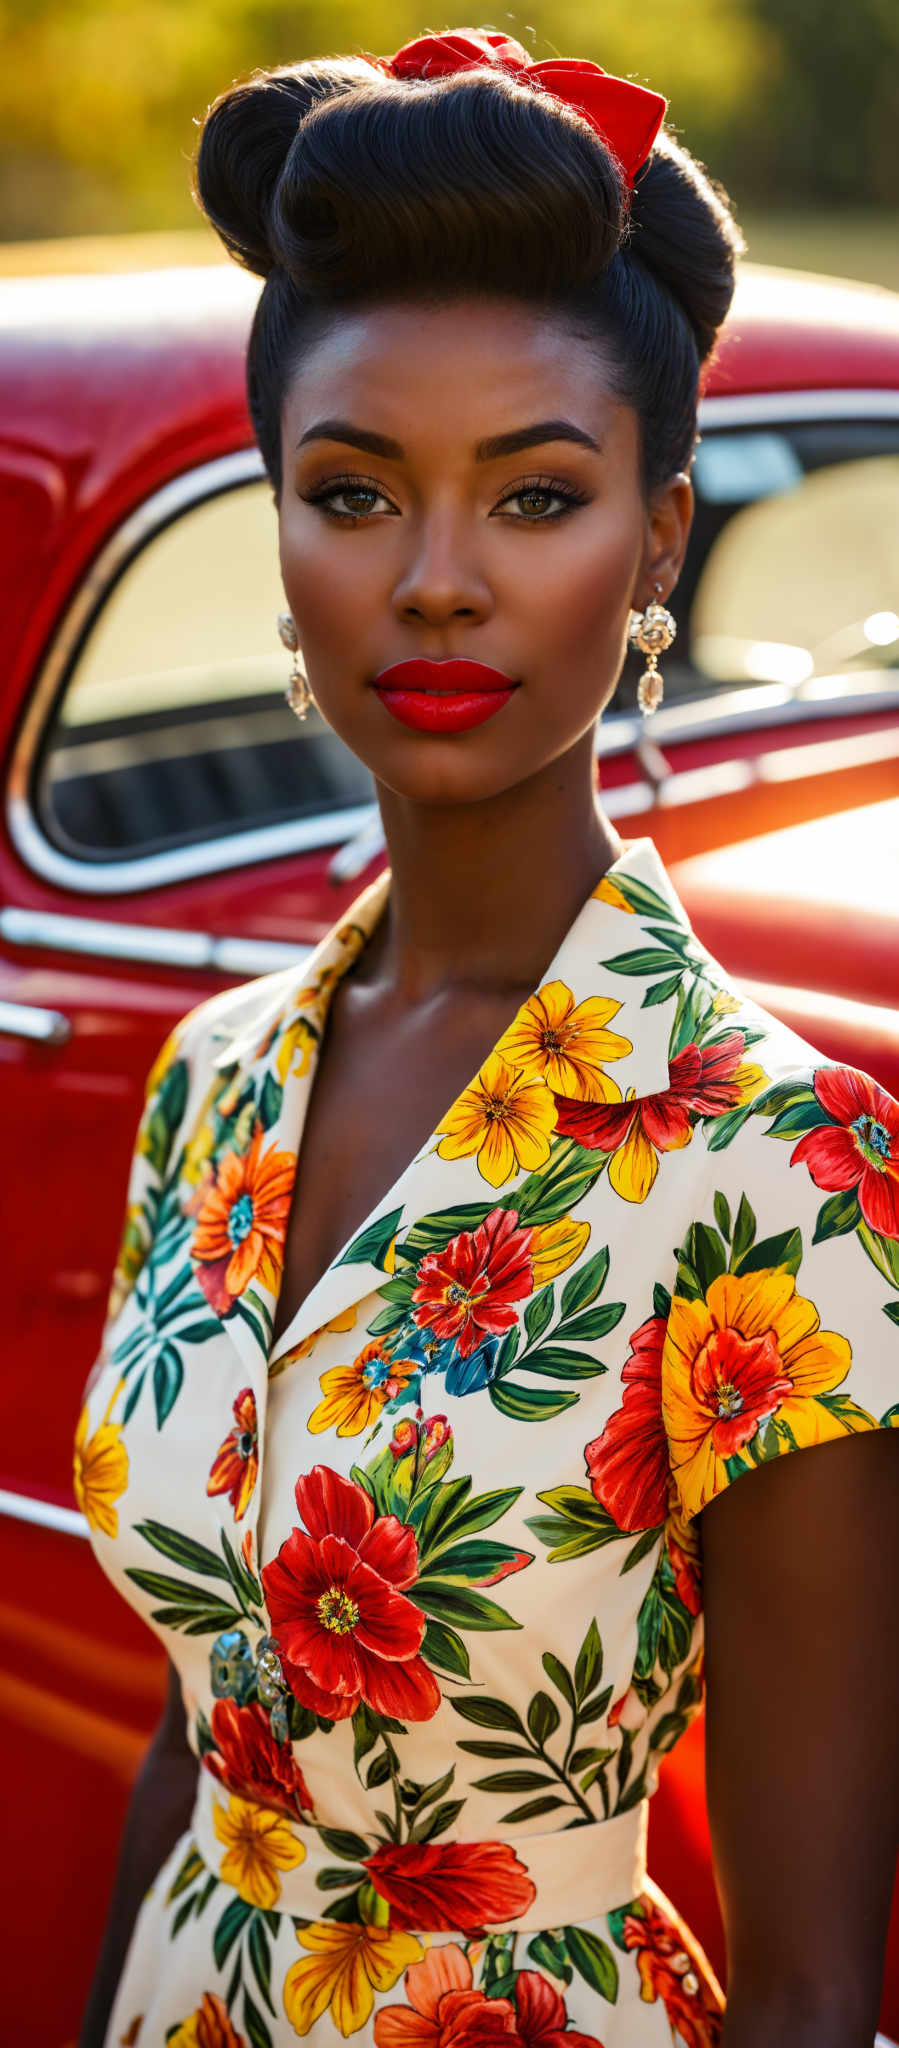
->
[190,1767,649,1934]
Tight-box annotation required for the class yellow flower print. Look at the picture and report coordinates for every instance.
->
[308,1341,416,1437]
[592,875,635,912]
[497,979,632,1101]
[276,1015,319,1086]
[268,1306,359,1382]
[72,1394,129,1538]
[529,1216,591,1288]
[212,1792,305,1910]
[107,1203,151,1321]
[436,1050,557,1188]
[711,989,741,1015]
[662,1265,857,1518]
[283,1920,422,2038]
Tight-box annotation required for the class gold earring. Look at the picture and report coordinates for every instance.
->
[277,613,312,721]
[627,582,677,715]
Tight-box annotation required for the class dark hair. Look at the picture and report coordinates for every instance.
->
[194,49,746,500]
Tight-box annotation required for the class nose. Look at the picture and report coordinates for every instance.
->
[391,504,493,626]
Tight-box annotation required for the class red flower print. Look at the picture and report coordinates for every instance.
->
[206,1388,259,1520]
[190,1118,295,1314]
[411,1207,534,1359]
[691,1323,793,1458]
[791,1065,899,1239]
[365,1840,536,1932]
[622,1902,722,2046]
[373,1945,604,2048]
[203,1699,312,1819]
[261,1466,440,1723]
[585,1315,669,1532]
[667,1524,702,1617]
[555,1034,760,1204]
[514,1969,604,2047]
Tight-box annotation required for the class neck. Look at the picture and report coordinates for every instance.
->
[366,731,624,1002]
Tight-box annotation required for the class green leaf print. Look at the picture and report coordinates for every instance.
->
[336,1203,405,1270]
[526,1486,629,1563]
[812,1188,862,1241]
[213,1895,254,1969]
[152,1342,183,1429]
[524,1285,555,1346]
[489,1381,579,1421]
[509,1137,605,1228]
[559,1247,610,1320]
[242,1982,274,2048]
[565,1924,620,2003]
[735,1225,802,1276]
[142,1056,189,1177]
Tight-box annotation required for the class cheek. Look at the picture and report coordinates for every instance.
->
[278,520,369,651]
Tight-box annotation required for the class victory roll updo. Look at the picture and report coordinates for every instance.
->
[194,38,746,500]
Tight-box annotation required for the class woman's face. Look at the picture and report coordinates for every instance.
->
[278,295,692,807]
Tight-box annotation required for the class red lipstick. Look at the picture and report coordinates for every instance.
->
[373,658,518,733]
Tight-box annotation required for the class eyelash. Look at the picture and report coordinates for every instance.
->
[299,471,590,525]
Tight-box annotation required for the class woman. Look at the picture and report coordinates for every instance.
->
[76,29,899,2048]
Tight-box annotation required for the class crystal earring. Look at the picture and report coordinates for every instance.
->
[627,581,677,715]
[277,613,312,721]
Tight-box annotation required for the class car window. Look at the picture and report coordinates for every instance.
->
[34,477,374,863]
[33,418,899,868]
[657,420,899,702]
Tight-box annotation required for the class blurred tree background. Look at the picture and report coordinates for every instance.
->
[1,0,897,282]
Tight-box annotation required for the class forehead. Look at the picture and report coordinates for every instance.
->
[283,296,631,451]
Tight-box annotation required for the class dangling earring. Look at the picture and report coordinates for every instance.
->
[627,581,677,715]
[277,613,312,720]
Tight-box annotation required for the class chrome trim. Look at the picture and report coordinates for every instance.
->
[0,1486,88,1539]
[0,905,312,978]
[6,395,899,900]
[699,388,899,426]
[0,997,71,1043]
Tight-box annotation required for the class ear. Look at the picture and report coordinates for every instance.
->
[635,471,694,604]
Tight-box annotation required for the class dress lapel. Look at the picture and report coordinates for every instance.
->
[264,836,688,1370]
[182,870,392,1392]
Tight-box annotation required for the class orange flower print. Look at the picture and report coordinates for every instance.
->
[166,1991,246,2048]
[308,1340,416,1437]
[497,978,632,1101]
[555,1033,767,1203]
[190,1118,295,1315]
[663,1265,857,1518]
[206,1388,258,1520]
[622,1900,723,2046]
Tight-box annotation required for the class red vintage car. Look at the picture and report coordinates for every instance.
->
[1,252,898,2046]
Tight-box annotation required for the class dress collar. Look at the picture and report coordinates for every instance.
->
[190,836,699,1376]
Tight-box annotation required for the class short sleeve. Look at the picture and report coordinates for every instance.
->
[661,1058,899,1523]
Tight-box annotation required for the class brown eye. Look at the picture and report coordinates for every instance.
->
[496,477,590,522]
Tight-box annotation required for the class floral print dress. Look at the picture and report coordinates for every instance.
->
[75,835,898,2048]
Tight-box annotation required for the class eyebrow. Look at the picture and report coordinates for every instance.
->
[295,417,602,460]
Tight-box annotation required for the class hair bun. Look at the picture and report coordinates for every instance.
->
[627,133,745,365]
[194,57,381,277]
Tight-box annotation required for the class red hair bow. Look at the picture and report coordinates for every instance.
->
[372,28,667,194]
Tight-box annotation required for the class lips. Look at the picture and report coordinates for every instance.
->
[372,658,518,734]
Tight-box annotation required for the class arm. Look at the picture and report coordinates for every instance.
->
[701,1427,899,2047]
[78,1660,198,2048]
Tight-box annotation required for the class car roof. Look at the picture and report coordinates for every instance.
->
[2,257,899,413]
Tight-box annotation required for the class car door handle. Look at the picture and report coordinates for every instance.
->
[0,999,72,1045]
